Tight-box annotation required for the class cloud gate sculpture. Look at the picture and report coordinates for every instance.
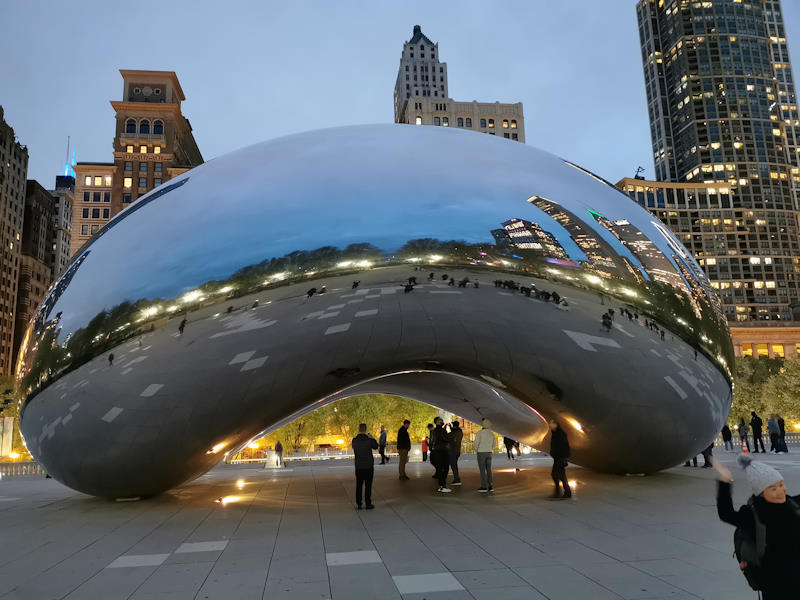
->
[16,125,733,499]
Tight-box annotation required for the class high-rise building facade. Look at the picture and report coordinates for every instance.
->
[70,70,203,256]
[635,0,800,325]
[0,107,28,375]
[13,181,54,367]
[394,26,525,143]
[50,175,73,276]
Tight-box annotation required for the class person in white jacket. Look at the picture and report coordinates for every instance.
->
[474,419,495,492]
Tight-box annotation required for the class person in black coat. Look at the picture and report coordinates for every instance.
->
[721,424,733,452]
[548,420,571,499]
[397,419,411,481]
[352,423,379,509]
[430,417,452,493]
[751,411,766,453]
[712,455,800,598]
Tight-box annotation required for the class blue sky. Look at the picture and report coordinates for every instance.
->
[2,1,800,187]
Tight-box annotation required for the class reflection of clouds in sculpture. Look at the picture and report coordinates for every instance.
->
[17,125,733,499]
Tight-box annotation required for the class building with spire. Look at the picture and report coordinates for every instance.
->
[70,70,203,256]
[393,26,525,143]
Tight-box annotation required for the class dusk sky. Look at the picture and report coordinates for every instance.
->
[3,1,800,187]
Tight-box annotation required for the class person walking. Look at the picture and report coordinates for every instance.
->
[397,419,411,480]
[700,442,713,468]
[475,418,495,492]
[767,414,780,453]
[422,423,433,462]
[274,440,283,468]
[751,411,766,453]
[777,415,787,453]
[352,423,378,510]
[378,425,389,464]
[108,353,114,367]
[549,420,571,499]
[448,421,463,486]
[504,436,517,460]
[178,318,187,335]
[430,417,451,493]
[721,424,734,452]
[738,417,751,452]
[712,455,800,599]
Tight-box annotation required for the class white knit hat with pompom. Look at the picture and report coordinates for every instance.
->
[738,454,783,495]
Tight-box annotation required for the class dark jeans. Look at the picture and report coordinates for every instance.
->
[551,457,569,492]
[450,452,461,482]
[753,433,766,452]
[355,467,374,506]
[431,448,450,487]
[379,445,388,463]
[422,451,428,462]
[770,432,779,452]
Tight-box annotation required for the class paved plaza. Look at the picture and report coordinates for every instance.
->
[3,451,797,600]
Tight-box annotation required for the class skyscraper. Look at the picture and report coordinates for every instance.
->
[393,26,525,143]
[633,0,800,326]
[0,106,28,375]
[50,175,73,277]
[70,70,203,256]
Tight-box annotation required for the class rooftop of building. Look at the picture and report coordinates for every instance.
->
[119,69,185,102]
[407,25,434,46]
[616,176,737,190]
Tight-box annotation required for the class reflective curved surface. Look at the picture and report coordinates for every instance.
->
[17,125,733,498]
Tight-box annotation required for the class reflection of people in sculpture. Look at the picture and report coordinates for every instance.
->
[307,287,317,298]
[549,420,571,499]
[178,318,187,335]
[428,272,435,281]
[352,280,360,289]
[108,353,114,367]
[275,441,283,467]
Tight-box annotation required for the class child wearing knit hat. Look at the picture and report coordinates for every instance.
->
[712,456,800,598]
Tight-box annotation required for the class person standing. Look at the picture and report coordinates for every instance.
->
[712,455,800,599]
[504,436,517,460]
[378,425,389,464]
[549,420,571,499]
[397,419,411,480]
[475,419,495,492]
[721,424,734,452]
[178,318,187,335]
[777,415,787,453]
[422,423,433,463]
[448,421,463,486]
[751,411,766,453]
[430,417,451,493]
[738,417,751,452]
[275,440,284,468]
[767,414,780,453]
[352,423,378,510]
[108,353,114,367]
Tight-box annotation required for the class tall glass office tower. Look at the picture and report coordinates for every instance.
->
[636,0,800,323]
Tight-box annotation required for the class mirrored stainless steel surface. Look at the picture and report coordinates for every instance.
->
[16,125,733,498]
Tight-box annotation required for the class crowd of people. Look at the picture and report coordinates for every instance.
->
[726,411,789,454]
[350,417,572,508]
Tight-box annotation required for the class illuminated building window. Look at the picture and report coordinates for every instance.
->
[125,119,136,134]
[488,119,495,128]
[126,145,134,153]
[511,120,517,129]
[154,146,161,154]
[741,343,753,356]
[773,344,785,358]
[153,120,163,135]
[749,257,761,264]
[415,116,422,125]
[466,118,472,127]
[123,177,132,189]
[139,119,150,134]
[503,120,509,128]
[140,146,147,154]
[757,344,768,357]
[84,176,92,186]
[104,176,112,186]
[442,117,449,127]
[705,257,716,265]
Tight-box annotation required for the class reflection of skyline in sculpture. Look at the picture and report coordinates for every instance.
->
[501,218,568,259]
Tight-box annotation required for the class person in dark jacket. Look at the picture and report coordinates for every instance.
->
[549,420,571,499]
[712,455,800,599]
[448,421,463,486]
[352,423,378,509]
[397,419,411,480]
[777,415,787,453]
[378,425,389,464]
[751,411,766,453]
[503,436,517,460]
[430,417,451,493]
[721,424,733,451]
[738,417,751,452]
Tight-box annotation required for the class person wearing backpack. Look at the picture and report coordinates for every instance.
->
[712,455,800,598]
